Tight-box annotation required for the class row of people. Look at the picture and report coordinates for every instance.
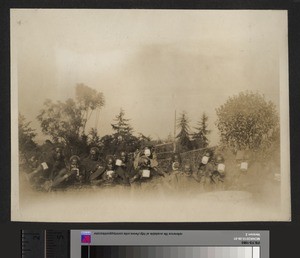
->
[169,151,226,187]
[25,145,250,191]
[170,150,251,188]
[26,146,165,191]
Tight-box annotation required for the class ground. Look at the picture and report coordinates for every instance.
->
[13,166,286,222]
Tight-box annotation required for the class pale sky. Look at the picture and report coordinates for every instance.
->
[11,9,287,145]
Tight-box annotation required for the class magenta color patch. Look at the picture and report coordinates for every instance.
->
[81,233,91,243]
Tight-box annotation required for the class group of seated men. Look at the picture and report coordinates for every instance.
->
[170,149,251,189]
[25,144,250,191]
[26,145,165,191]
[169,151,226,187]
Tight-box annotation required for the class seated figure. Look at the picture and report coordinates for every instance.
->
[170,152,182,172]
[26,147,66,191]
[81,147,106,184]
[51,155,86,189]
[130,146,164,183]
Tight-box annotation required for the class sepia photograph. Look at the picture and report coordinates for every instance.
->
[11,9,290,222]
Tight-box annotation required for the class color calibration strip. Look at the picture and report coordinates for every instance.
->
[85,246,260,258]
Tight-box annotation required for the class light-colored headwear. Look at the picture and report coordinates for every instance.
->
[70,155,80,162]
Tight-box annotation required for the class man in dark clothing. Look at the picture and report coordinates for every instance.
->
[113,135,128,156]
[81,147,106,184]
[100,155,118,185]
[51,155,86,189]
[170,152,182,172]
[130,146,164,183]
[26,147,67,191]
[114,151,132,185]
[210,154,226,185]
[195,151,213,185]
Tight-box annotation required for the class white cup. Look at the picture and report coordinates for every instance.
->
[107,170,114,178]
[115,159,122,166]
[217,163,225,173]
[202,156,209,164]
[144,149,151,157]
[142,169,150,178]
[240,162,248,171]
[41,162,49,170]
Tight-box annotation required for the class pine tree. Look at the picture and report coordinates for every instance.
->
[192,113,211,149]
[176,112,191,151]
[108,108,140,154]
[88,128,102,148]
[111,108,133,136]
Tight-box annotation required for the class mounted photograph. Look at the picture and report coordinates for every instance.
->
[11,9,290,222]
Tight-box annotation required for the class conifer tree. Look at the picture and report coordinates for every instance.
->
[111,108,133,136]
[192,113,211,148]
[176,112,191,151]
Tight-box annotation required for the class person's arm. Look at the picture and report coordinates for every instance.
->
[206,163,215,177]
[50,161,61,180]
[133,152,141,170]
[33,164,44,174]
[26,164,44,181]
[191,171,201,182]
[149,156,158,167]
[75,166,86,182]
[153,167,165,177]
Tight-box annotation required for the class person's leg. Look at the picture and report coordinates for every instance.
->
[89,166,106,181]
[51,168,68,188]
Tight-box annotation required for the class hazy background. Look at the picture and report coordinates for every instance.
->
[11,9,286,145]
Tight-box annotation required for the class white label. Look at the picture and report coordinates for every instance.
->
[172,162,179,171]
[107,170,114,178]
[144,149,151,157]
[201,156,209,164]
[142,169,150,178]
[115,159,122,166]
[217,163,225,173]
[71,168,79,176]
[41,162,48,170]
[240,162,248,171]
